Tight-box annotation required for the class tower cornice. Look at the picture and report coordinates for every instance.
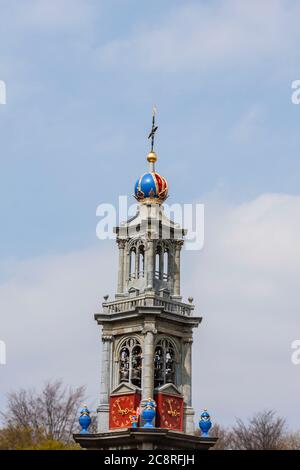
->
[94,308,202,329]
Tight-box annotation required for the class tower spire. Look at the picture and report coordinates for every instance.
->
[147,106,158,171]
[148,106,158,152]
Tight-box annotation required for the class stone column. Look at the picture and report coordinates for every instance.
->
[140,323,157,427]
[117,240,125,294]
[182,338,195,435]
[135,247,139,279]
[146,240,155,290]
[142,324,156,400]
[97,335,112,432]
[124,249,130,288]
[169,245,175,293]
[159,247,164,280]
[182,338,193,405]
[174,242,183,297]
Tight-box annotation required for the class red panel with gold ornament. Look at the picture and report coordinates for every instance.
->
[109,393,141,429]
[156,392,184,431]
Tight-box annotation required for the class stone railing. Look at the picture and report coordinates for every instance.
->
[102,294,194,317]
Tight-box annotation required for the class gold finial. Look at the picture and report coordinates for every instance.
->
[147,151,157,163]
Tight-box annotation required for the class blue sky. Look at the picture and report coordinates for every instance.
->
[1,0,300,429]
[1,0,299,260]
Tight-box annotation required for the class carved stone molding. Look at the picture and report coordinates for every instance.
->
[142,326,157,335]
[183,337,193,344]
[175,240,184,250]
[102,335,113,342]
[117,239,126,249]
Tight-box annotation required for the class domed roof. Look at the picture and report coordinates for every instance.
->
[134,171,168,203]
[135,109,168,204]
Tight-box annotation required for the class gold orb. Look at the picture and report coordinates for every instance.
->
[147,151,157,163]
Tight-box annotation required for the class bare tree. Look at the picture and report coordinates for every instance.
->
[230,410,286,450]
[208,423,232,450]
[1,380,85,443]
[280,431,300,450]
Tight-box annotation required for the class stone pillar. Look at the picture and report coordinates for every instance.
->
[174,241,183,297]
[135,247,139,278]
[182,338,195,435]
[124,249,130,288]
[159,247,164,280]
[97,335,112,432]
[183,338,193,405]
[140,323,157,427]
[146,240,154,290]
[142,324,156,400]
[169,245,175,294]
[117,240,125,294]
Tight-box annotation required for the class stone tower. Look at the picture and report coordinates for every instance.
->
[95,113,202,438]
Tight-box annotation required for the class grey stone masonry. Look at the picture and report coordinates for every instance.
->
[114,203,186,298]
[95,200,202,436]
[74,428,217,450]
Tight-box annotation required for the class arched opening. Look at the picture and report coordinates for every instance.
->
[138,245,145,278]
[163,249,169,280]
[119,346,130,383]
[119,337,142,388]
[131,344,142,386]
[154,338,176,388]
[129,248,136,280]
[155,245,162,280]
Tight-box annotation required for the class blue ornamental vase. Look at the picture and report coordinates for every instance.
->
[199,409,212,437]
[142,398,156,428]
[79,406,91,434]
[142,407,155,428]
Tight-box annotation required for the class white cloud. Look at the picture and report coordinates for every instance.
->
[98,0,300,73]
[1,193,300,428]
[189,192,300,428]
[0,244,117,416]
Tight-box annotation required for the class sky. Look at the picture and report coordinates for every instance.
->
[0,0,300,430]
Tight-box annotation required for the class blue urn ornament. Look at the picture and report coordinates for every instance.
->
[199,409,212,437]
[142,398,156,428]
[79,405,91,434]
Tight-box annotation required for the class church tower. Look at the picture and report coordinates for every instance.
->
[96,111,201,436]
[74,112,217,450]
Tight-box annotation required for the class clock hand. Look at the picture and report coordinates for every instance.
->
[116,399,127,415]
[115,399,122,412]
[167,398,180,417]
[116,400,135,416]
[167,399,174,416]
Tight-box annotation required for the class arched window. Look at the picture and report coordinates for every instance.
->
[129,248,136,280]
[155,244,162,280]
[163,249,169,280]
[154,338,176,388]
[138,244,144,278]
[155,252,160,279]
[119,337,142,388]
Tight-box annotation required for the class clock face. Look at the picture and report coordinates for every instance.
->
[158,394,183,431]
[109,394,136,429]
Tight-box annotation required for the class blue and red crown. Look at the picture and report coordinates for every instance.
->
[134,172,168,203]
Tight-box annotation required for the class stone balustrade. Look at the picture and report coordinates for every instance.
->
[102,294,194,316]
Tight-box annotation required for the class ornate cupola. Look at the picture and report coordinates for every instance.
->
[74,110,216,450]
[134,111,168,204]
[115,111,185,299]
